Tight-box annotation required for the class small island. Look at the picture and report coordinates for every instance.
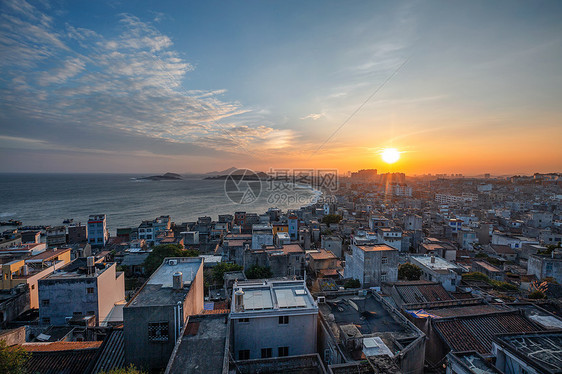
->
[139,172,183,181]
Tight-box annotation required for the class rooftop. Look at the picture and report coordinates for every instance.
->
[494,331,562,373]
[231,280,317,316]
[410,254,462,272]
[127,257,202,308]
[308,249,337,261]
[357,244,397,252]
[26,248,71,263]
[42,257,112,280]
[393,281,454,304]
[167,314,229,374]
[433,311,543,356]
[447,351,503,374]
[473,261,502,273]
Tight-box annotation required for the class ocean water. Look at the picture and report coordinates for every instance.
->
[0,174,320,232]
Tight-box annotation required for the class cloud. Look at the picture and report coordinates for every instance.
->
[300,113,325,121]
[0,1,285,160]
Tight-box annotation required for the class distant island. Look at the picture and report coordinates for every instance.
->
[204,169,269,180]
[139,172,183,181]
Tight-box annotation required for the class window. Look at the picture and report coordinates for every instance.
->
[261,348,272,358]
[31,285,35,290]
[381,274,387,282]
[238,318,249,323]
[148,321,169,342]
[41,317,50,324]
[381,257,388,265]
[279,316,289,324]
[278,346,289,357]
[239,350,250,360]
[87,287,94,294]
[42,299,50,307]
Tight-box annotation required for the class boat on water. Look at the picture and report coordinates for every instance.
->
[0,219,22,226]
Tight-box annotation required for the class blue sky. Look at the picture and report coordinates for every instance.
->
[1,0,561,174]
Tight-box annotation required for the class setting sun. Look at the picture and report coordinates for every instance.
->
[381,148,400,164]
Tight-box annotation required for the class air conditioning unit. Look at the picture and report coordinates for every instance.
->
[317,296,326,303]
[168,259,178,266]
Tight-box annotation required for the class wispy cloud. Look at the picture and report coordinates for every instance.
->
[300,113,325,120]
[0,0,288,159]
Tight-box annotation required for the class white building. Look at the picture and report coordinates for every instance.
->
[345,244,399,287]
[230,280,318,360]
[409,254,463,292]
[251,224,274,250]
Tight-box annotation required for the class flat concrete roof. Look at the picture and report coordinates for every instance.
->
[127,257,202,308]
[231,280,317,316]
[357,244,397,252]
[167,314,228,374]
[410,255,461,272]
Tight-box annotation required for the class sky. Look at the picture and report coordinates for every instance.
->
[0,0,561,175]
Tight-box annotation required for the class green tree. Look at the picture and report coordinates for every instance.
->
[344,278,361,289]
[398,263,422,281]
[322,214,342,225]
[143,244,198,276]
[100,364,146,374]
[212,262,243,283]
[245,265,273,279]
[0,340,30,374]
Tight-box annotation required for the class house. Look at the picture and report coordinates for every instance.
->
[1,248,72,309]
[489,244,517,261]
[472,260,504,281]
[317,290,425,374]
[230,279,318,360]
[307,249,341,279]
[409,255,463,292]
[321,235,343,258]
[527,250,562,283]
[38,256,125,326]
[45,226,67,248]
[123,257,204,370]
[165,313,230,374]
[344,244,399,287]
[88,215,108,247]
[252,224,274,249]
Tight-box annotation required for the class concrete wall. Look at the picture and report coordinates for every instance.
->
[97,264,125,324]
[0,290,29,328]
[38,263,124,325]
[322,238,342,258]
[124,305,178,371]
[232,313,317,360]
[0,326,26,345]
[124,260,204,371]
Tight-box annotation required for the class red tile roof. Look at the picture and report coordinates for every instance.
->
[433,311,543,355]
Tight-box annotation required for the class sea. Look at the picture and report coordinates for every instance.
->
[0,173,321,232]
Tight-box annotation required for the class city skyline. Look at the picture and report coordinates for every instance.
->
[1,0,561,175]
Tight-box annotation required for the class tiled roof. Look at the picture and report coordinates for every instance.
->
[91,330,125,374]
[433,311,543,355]
[395,282,453,304]
[25,347,99,374]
